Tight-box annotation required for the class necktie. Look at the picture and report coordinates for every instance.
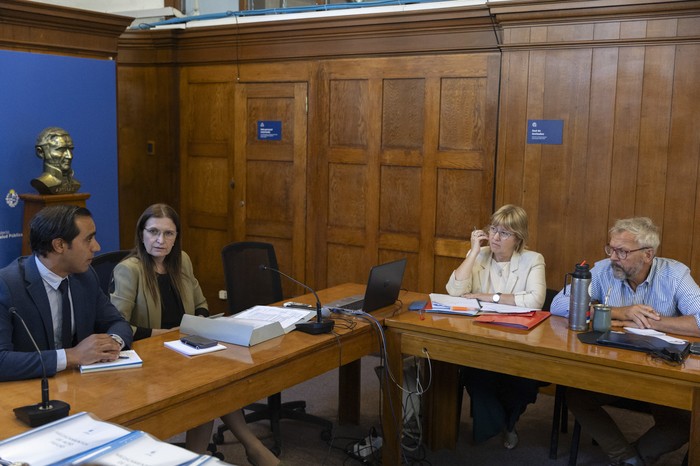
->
[58,278,72,348]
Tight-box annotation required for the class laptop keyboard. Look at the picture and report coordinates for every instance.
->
[342,300,364,311]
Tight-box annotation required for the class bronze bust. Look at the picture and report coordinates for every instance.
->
[31,127,81,195]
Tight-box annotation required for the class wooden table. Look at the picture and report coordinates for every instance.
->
[381,307,700,466]
[0,283,413,441]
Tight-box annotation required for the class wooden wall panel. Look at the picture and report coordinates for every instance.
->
[0,0,131,59]
[117,65,179,249]
[668,44,700,270]
[319,54,500,293]
[114,0,700,304]
[493,1,700,291]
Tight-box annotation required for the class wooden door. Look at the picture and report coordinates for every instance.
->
[179,66,236,314]
[233,82,309,296]
[181,71,308,310]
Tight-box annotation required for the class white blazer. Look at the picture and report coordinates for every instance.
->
[445,247,546,309]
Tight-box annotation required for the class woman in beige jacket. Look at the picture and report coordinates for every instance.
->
[111,203,279,466]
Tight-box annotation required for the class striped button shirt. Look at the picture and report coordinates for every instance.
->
[550,257,700,330]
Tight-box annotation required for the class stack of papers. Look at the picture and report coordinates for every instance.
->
[426,294,480,316]
[427,293,535,315]
[0,412,233,465]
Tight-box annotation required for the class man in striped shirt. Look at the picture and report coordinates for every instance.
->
[551,217,698,465]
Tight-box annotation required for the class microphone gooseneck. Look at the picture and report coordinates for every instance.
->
[259,265,334,335]
[11,308,50,410]
[10,307,70,426]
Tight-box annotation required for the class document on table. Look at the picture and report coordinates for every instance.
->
[427,294,481,315]
[69,430,201,466]
[234,305,316,333]
[479,302,536,314]
[427,293,535,315]
[0,411,130,465]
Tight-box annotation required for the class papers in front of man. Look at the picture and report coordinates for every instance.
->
[180,305,316,347]
[427,293,535,316]
[0,411,234,466]
[79,349,143,374]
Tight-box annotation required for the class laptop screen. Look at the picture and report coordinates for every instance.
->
[361,258,407,312]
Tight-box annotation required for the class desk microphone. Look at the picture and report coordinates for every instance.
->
[10,308,71,427]
[259,265,334,335]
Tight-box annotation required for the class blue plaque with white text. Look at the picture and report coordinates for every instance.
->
[257,121,282,141]
[527,120,563,145]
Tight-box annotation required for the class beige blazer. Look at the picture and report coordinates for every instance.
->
[110,251,208,333]
[445,247,546,309]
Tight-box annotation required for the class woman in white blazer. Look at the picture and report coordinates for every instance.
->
[446,204,546,450]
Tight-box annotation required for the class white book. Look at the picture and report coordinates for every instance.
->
[181,313,282,347]
[80,350,143,374]
[180,306,315,347]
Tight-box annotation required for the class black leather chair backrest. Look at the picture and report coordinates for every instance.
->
[221,242,283,314]
[92,250,130,294]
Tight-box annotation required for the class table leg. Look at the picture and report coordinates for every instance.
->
[423,359,460,450]
[338,360,361,425]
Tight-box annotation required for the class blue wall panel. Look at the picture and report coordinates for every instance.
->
[0,50,119,267]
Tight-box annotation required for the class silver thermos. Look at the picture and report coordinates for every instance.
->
[565,262,591,331]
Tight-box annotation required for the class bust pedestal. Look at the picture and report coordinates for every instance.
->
[19,193,91,255]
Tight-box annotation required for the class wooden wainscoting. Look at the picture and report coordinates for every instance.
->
[314,53,501,293]
[493,1,700,290]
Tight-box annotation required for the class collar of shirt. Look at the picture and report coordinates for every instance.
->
[34,254,65,291]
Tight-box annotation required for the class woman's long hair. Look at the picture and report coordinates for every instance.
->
[130,203,184,303]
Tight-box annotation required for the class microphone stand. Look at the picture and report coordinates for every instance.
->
[260,265,334,335]
[10,308,71,427]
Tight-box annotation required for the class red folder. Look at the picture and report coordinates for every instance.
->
[474,310,550,330]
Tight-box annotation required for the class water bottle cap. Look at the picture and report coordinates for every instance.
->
[573,262,592,278]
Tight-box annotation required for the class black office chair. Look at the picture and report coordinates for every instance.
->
[212,241,332,455]
[91,250,131,294]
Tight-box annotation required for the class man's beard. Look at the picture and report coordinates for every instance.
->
[611,263,628,280]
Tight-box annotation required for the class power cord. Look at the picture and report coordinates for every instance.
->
[332,306,435,465]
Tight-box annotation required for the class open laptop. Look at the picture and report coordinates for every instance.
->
[327,258,407,312]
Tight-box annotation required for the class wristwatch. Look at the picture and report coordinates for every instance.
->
[492,292,502,303]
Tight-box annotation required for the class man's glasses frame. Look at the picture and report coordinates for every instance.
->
[604,245,650,260]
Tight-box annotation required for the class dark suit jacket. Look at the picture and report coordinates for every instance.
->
[0,255,132,381]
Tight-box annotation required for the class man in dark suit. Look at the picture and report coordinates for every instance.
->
[0,205,132,381]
